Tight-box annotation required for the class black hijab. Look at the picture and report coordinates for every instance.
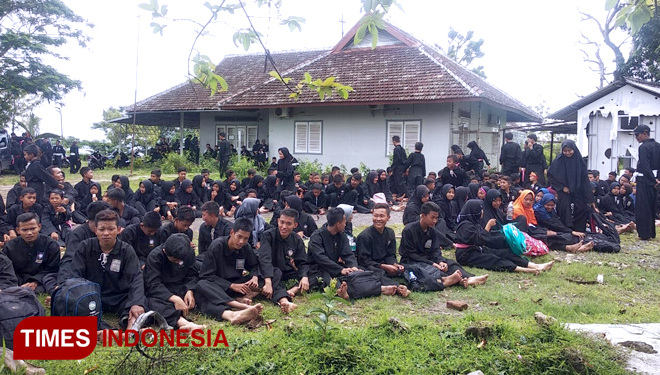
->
[135,179,154,206]
[160,181,177,202]
[250,175,264,190]
[482,189,506,227]
[454,186,469,211]
[547,140,592,201]
[468,183,481,200]
[403,185,429,225]
[177,179,195,204]
[192,175,206,201]
[264,175,278,197]
[284,195,303,213]
[117,176,134,202]
[457,199,484,225]
[366,171,379,196]
[278,147,292,163]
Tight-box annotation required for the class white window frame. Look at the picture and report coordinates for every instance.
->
[294,121,323,154]
[386,120,421,155]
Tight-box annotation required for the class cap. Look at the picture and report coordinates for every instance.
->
[632,125,651,134]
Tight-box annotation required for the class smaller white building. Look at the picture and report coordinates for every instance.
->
[549,78,660,177]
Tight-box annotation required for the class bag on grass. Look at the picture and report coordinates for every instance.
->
[403,263,445,292]
[51,278,102,325]
[502,223,526,256]
[0,287,45,350]
[522,232,549,257]
[342,270,382,300]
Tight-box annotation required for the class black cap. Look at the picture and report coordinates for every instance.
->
[632,125,651,134]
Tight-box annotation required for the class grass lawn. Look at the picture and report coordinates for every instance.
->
[2,168,657,374]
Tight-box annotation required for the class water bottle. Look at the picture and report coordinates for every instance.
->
[348,235,356,253]
[506,202,514,221]
[408,271,421,291]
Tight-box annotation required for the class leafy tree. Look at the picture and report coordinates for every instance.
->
[0,0,93,115]
[436,27,487,79]
[622,11,660,81]
[92,107,165,152]
[16,112,41,137]
[138,0,400,100]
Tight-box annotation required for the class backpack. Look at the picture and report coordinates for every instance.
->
[403,264,446,292]
[502,223,526,255]
[343,271,382,300]
[0,287,45,350]
[51,278,102,326]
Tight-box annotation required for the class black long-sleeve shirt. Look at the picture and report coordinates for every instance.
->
[406,152,426,177]
[391,145,407,170]
[3,204,43,233]
[307,226,358,278]
[199,236,259,292]
[500,141,522,169]
[398,221,447,265]
[258,227,309,279]
[636,138,660,185]
[158,222,193,244]
[58,222,95,284]
[197,218,232,262]
[25,160,59,203]
[3,234,60,286]
[144,245,198,301]
[356,225,397,269]
[119,223,160,264]
[440,167,468,187]
[70,238,145,309]
[41,203,71,237]
[0,252,18,290]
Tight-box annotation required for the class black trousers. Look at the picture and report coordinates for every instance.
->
[501,165,518,176]
[70,156,80,173]
[456,246,528,272]
[636,182,657,240]
[556,191,590,232]
[392,167,406,196]
[219,157,230,177]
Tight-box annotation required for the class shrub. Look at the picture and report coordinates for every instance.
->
[160,152,197,174]
[227,155,267,180]
[296,158,325,181]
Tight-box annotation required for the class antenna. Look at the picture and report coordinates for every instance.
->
[130,15,140,175]
[340,14,346,37]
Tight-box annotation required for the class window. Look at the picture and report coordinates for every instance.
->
[216,125,258,149]
[294,121,322,154]
[387,120,421,154]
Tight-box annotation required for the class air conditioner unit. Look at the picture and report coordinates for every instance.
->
[274,107,291,118]
[368,104,384,111]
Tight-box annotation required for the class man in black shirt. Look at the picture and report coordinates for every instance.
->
[158,206,195,243]
[390,136,408,199]
[217,132,231,177]
[3,213,59,294]
[24,144,61,204]
[74,167,94,206]
[499,132,522,176]
[258,209,308,313]
[119,211,162,267]
[356,203,410,297]
[197,202,232,264]
[633,125,660,240]
[69,140,81,174]
[70,209,145,329]
[52,140,66,168]
[196,218,264,324]
[0,252,18,291]
[440,155,468,187]
[522,134,547,186]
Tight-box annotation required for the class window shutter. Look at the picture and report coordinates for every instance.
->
[387,121,403,155]
[404,121,420,152]
[308,122,322,153]
[294,122,308,153]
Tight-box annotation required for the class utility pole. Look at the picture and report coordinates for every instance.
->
[56,107,63,138]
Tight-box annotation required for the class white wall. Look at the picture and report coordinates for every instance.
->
[577,85,660,176]
[267,104,453,173]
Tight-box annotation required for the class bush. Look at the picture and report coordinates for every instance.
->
[227,155,267,180]
[296,158,325,181]
[160,152,197,174]
[199,156,219,173]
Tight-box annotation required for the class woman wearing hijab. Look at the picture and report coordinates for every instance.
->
[276,147,295,192]
[223,179,243,216]
[467,140,490,177]
[454,186,469,212]
[599,182,636,232]
[433,184,459,232]
[80,182,102,217]
[234,197,267,249]
[547,140,594,231]
[403,185,430,225]
[454,199,554,274]
[261,175,279,211]
[467,183,481,200]
[159,181,179,220]
[481,189,526,232]
[284,195,317,238]
[376,169,394,205]
[177,179,203,218]
[534,193,620,252]
[133,179,158,214]
[191,175,208,204]
[114,176,135,205]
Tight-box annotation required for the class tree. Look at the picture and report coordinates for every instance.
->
[92,107,163,152]
[16,112,41,138]
[622,11,660,81]
[139,0,401,100]
[435,27,487,79]
[579,5,628,85]
[0,0,93,115]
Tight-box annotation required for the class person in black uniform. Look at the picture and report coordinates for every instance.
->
[522,134,547,186]
[217,132,231,178]
[24,144,61,204]
[69,140,81,174]
[196,218,264,324]
[105,188,142,228]
[57,201,109,285]
[52,140,66,168]
[406,142,427,196]
[158,206,195,245]
[633,125,660,240]
[197,202,232,264]
[0,252,18,291]
[500,133,522,176]
[70,209,145,329]
[467,140,490,177]
[3,213,59,294]
[390,136,408,199]
[118,211,162,268]
[258,209,308,312]
[144,234,205,331]
[41,138,53,166]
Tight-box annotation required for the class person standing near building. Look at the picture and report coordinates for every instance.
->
[390,136,408,200]
[522,134,546,186]
[500,133,522,176]
[217,132,231,177]
[69,140,81,174]
[633,125,660,240]
[52,140,66,168]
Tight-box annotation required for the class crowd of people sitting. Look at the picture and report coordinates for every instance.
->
[0,132,655,336]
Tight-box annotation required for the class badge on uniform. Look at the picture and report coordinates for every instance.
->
[236,259,245,270]
[424,239,432,249]
[35,252,44,264]
[110,259,122,272]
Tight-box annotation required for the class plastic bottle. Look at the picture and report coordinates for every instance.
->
[408,271,420,291]
[506,202,514,221]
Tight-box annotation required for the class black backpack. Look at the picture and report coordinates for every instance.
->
[403,263,446,292]
[0,287,45,350]
[51,278,102,325]
[343,270,382,300]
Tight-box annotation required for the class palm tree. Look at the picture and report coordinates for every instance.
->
[16,112,41,137]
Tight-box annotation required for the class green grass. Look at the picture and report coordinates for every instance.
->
[14,227,657,374]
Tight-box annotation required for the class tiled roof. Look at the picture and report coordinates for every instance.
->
[128,21,541,123]
[127,50,324,112]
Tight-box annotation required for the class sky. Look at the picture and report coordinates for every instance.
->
[30,0,630,140]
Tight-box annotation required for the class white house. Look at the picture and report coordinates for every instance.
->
[124,20,541,172]
[548,78,660,177]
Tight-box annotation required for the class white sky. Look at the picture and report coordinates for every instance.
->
[32,0,629,140]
